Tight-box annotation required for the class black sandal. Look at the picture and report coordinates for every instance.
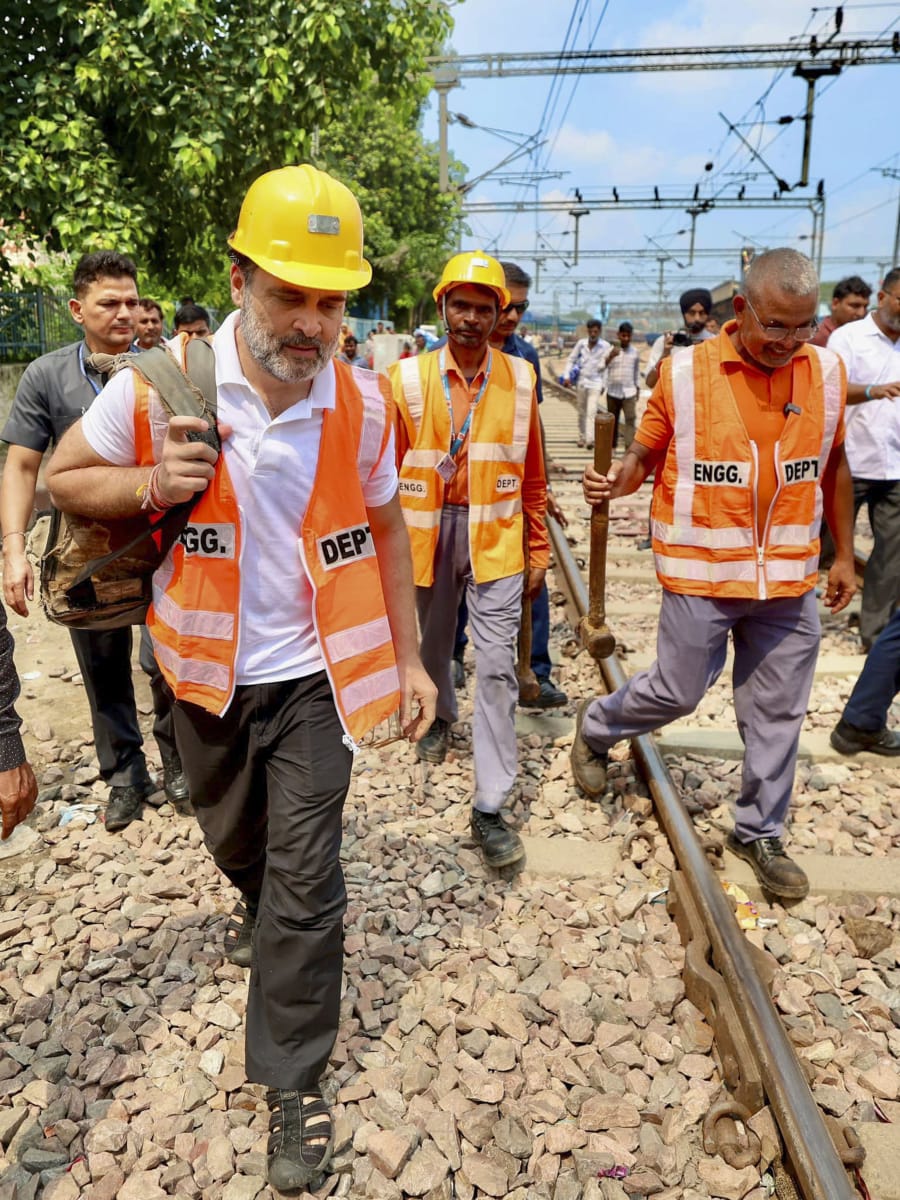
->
[223,897,257,967]
[266,1088,334,1190]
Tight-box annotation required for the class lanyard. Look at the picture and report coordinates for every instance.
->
[440,348,492,458]
[78,341,103,398]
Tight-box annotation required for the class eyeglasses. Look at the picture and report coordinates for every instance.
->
[503,300,529,315]
[743,294,818,342]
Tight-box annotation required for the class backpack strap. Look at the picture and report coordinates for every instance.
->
[86,342,220,451]
[64,343,222,611]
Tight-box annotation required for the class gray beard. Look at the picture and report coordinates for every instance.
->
[241,298,340,383]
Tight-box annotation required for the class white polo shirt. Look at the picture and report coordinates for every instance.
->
[828,314,900,479]
[82,311,398,685]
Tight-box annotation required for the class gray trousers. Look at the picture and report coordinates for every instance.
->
[581,590,820,841]
[417,505,523,812]
[606,392,637,450]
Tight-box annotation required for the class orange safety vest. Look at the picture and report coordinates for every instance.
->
[651,337,844,600]
[390,349,541,586]
[132,354,400,740]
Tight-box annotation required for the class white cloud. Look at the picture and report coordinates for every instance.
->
[549,125,708,185]
[630,0,865,97]
[640,0,835,49]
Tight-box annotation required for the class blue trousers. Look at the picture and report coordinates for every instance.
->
[843,608,900,730]
[853,477,900,648]
[581,590,820,842]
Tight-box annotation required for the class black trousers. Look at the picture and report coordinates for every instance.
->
[173,672,352,1090]
[69,626,153,788]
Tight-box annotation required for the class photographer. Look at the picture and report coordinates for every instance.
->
[645,288,715,389]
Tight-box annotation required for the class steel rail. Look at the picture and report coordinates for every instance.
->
[547,515,857,1200]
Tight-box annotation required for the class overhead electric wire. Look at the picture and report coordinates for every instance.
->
[540,0,612,170]
[642,4,898,267]
[492,0,588,253]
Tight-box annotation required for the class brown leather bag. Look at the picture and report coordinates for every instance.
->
[40,340,218,630]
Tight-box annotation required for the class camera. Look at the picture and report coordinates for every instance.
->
[671,330,694,348]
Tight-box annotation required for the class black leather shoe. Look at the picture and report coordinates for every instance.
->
[105,785,146,832]
[470,809,525,868]
[451,657,465,690]
[416,717,449,764]
[725,833,808,900]
[162,756,192,813]
[532,678,568,709]
[830,719,900,756]
[570,700,608,798]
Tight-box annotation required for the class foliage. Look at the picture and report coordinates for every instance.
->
[1,0,455,308]
[320,103,463,326]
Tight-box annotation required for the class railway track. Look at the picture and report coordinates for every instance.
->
[537,377,898,1199]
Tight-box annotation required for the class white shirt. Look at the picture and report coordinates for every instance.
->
[828,313,900,479]
[565,337,612,387]
[82,311,398,684]
[605,344,640,398]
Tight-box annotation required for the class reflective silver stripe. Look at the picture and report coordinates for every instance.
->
[154,552,175,592]
[398,357,424,431]
[152,582,235,641]
[324,616,392,665]
[340,666,400,717]
[352,369,389,474]
[670,350,698,531]
[809,345,843,467]
[403,448,443,468]
[654,554,757,585]
[402,509,442,529]
[510,357,534,445]
[151,637,232,693]
[651,519,752,550]
[469,443,528,464]
[770,523,817,547]
[767,556,818,582]
[469,497,521,523]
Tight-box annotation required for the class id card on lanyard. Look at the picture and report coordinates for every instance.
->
[435,348,492,483]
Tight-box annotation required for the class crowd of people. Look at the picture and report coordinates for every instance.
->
[0,161,897,1192]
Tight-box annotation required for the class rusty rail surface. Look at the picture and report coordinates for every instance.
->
[547,512,858,1200]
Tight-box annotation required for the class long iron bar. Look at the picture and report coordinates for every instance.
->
[548,515,857,1200]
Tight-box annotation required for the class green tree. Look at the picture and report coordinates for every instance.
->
[321,103,462,328]
[1,0,454,302]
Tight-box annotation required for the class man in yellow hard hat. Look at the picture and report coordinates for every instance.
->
[45,164,436,1192]
[390,250,548,869]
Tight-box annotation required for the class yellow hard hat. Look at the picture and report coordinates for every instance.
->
[228,165,372,292]
[433,250,510,310]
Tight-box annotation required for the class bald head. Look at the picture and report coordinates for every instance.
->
[743,248,818,304]
[734,247,820,371]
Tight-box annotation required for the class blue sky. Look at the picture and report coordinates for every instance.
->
[422,0,898,317]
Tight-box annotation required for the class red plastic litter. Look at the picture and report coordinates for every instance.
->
[853,1166,873,1200]
[598,1165,629,1180]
